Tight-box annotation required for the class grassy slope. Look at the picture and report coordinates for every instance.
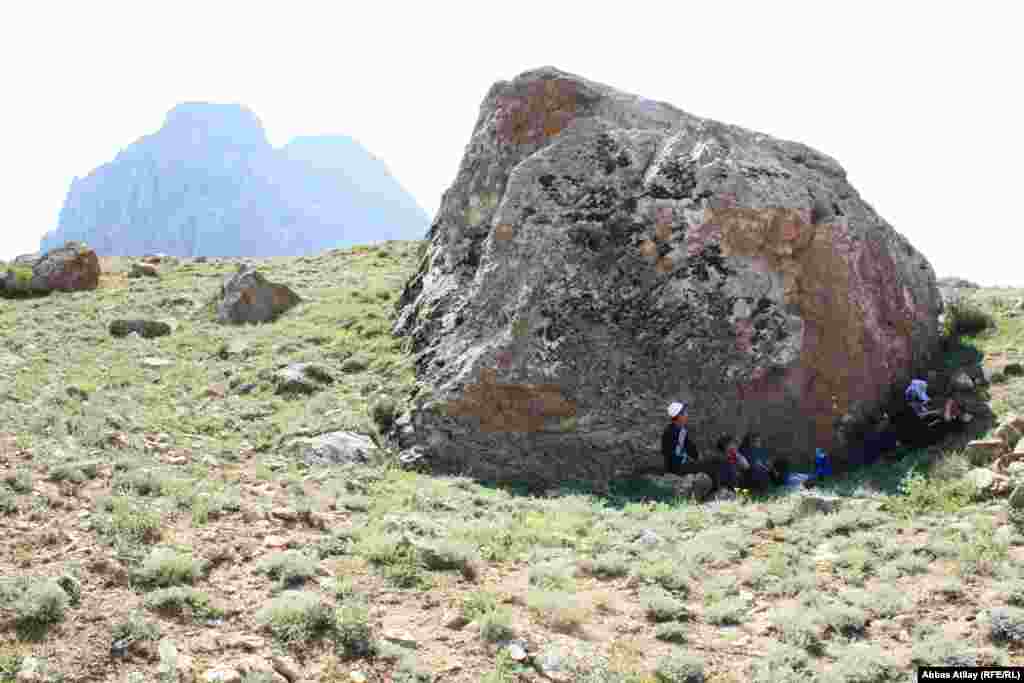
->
[1,253,1024,682]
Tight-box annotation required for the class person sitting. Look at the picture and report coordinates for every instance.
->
[715,434,750,491]
[896,379,971,448]
[661,401,725,488]
[739,432,786,489]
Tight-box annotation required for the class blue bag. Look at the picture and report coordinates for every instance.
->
[815,448,833,478]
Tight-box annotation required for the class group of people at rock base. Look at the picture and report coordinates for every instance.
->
[661,378,974,496]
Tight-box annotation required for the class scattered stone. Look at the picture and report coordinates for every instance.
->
[217,265,301,325]
[141,357,174,369]
[220,634,265,651]
[794,494,842,517]
[964,440,1008,466]
[271,508,298,522]
[109,319,172,339]
[645,472,714,501]
[285,431,378,467]
[381,630,419,650]
[507,642,528,661]
[635,529,663,547]
[536,649,572,682]
[273,363,334,395]
[203,669,241,683]
[218,339,251,360]
[263,535,290,549]
[270,655,301,683]
[442,610,471,630]
[128,263,159,278]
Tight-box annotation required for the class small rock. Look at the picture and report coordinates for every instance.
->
[128,263,159,278]
[635,529,662,546]
[141,357,173,369]
[507,642,528,661]
[794,494,841,517]
[381,629,419,650]
[263,535,290,548]
[220,634,265,651]
[270,655,301,683]
[350,673,367,683]
[271,507,298,522]
[204,669,241,683]
[442,610,471,630]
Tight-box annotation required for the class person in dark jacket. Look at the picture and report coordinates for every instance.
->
[661,401,725,488]
[738,432,784,490]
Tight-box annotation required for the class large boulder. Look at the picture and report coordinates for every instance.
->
[1,242,100,294]
[217,265,301,324]
[390,67,942,486]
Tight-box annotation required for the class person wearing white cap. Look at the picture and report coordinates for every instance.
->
[661,401,701,475]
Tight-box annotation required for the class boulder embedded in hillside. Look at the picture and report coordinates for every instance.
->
[285,431,378,466]
[964,439,1008,466]
[109,319,172,339]
[217,265,301,325]
[1,242,100,294]
[273,363,334,395]
[128,263,160,278]
[388,66,943,485]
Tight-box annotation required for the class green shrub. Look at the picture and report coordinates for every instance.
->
[770,607,823,654]
[461,591,501,622]
[944,299,994,338]
[96,495,162,545]
[110,612,161,650]
[911,635,980,667]
[654,652,704,683]
[255,591,334,644]
[477,607,515,643]
[5,467,32,493]
[634,557,692,595]
[12,580,69,638]
[578,552,630,578]
[144,587,222,619]
[418,540,479,580]
[829,644,897,682]
[528,560,575,591]
[135,547,206,587]
[703,597,747,626]
[0,489,17,515]
[255,550,318,589]
[526,589,586,633]
[1006,580,1024,606]
[750,642,812,683]
[370,398,398,431]
[333,600,376,660]
[641,587,690,623]
[655,622,689,644]
[821,603,868,637]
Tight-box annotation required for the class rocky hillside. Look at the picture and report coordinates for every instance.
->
[2,246,1024,681]
[39,103,429,258]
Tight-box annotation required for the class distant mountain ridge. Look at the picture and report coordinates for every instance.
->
[40,103,429,257]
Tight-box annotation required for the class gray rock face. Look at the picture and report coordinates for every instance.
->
[217,265,301,325]
[39,104,429,258]
[389,67,942,486]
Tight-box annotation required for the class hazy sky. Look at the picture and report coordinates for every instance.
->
[2,2,1021,285]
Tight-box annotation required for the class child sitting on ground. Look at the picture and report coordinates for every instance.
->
[716,434,750,490]
[739,432,786,490]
